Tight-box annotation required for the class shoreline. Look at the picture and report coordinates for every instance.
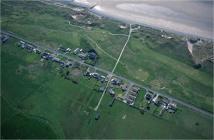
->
[72,1,213,41]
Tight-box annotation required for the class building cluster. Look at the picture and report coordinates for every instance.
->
[70,12,95,26]
[144,90,177,113]
[123,85,140,106]
[83,68,117,96]
[84,68,106,83]
[57,46,72,53]
[4,38,178,116]
[119,24,128,29]
[17,41,74,68]
[104,76,141,106]
[41,52,73,68]
[73,48,98,63]
[18,41,41,54]
[83,67,141,106]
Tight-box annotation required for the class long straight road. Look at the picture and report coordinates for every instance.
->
[94,24,132,111]
[1,30,213,118]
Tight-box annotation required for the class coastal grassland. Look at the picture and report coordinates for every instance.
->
[115,35,213,112]
[133,27,213,75]
[1,0,127,71]
[1,37,213,139]
[1,38,102,138]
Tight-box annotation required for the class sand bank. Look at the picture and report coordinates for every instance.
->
[73,0,213,39]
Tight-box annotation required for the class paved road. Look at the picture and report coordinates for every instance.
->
[1,31,213,118]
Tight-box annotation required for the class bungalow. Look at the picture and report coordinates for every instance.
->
[88,49,98,60]
[90,72,100,80]
[66,48,71,52]
[1,34,9,44]
[78,52,88,60]
[125,97,134,106]
[108,88,115,96]
[127,95,136,100]
[20,43,26,49]
[51,57,61,63]
[131,86,140,93]
[129,91,138,96]
[160,97,170,106]
[33,48,41,54]
[120,84,128,91]
[58,47,67,52]
[88,52,97,60]
[25,44,34,52]
[41,52,51,60]
[36,49,41,54]
[119,24,128,29]
[20,41,25,44]
[105,74,112,82]
[152,94,160,105]
[144,92,155,103]
[33,48,37,52]
[167,102,177,113]
[111,78,122,85]
[73,48,80,55]
[100,75,106,82]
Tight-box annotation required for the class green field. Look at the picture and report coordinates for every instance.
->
[1,1,127,71]
[115,33,213,112]
[1,1,213,139]
[1,31,213,139]
[1,0,213,113]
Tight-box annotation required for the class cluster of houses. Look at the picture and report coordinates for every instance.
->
[83,67,142,106]
[123,85,141,106]
[83,68,117,96]
[18,41,41,54]
[84,68,106,83]
[0,34,9,44]
[12,39,177,116]
[57,46,72,53]
[144,90,177,113]
[86,70,142,107]
[73,48,98,63]
[17,41,73,68]
[41,52,73,68]
[70,12,95,26]
[16,40,98,70]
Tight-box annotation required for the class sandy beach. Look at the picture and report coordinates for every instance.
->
[73,0,213,39]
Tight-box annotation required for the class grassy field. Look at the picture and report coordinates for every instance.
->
[115,34,213,112]
[2,1,212,113]
[1,1,213,139]
[1,34,213,139]
[1,1,127,71]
